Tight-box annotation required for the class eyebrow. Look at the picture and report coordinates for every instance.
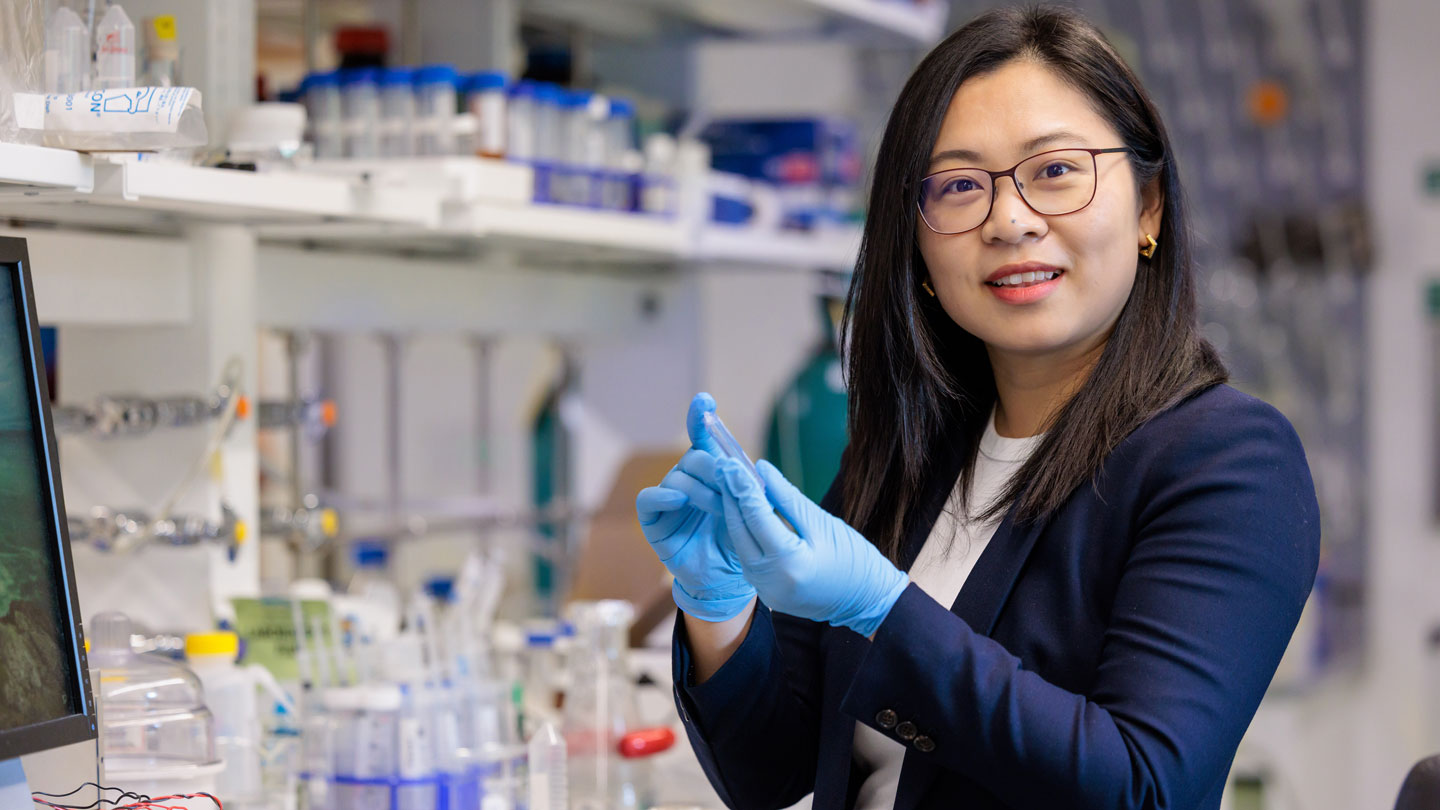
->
[928,130,1090,168]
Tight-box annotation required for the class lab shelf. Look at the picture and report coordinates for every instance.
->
[0,145,858,270]
[0,141,94,193]
[694,224,862,270]
[528,0,948,46]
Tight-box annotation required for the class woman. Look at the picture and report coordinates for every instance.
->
[635,6,1319,810]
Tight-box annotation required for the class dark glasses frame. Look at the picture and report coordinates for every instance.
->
[917,146,1133,235]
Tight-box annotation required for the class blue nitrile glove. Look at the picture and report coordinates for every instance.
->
[634,393,756,622]
[715,457,909,637]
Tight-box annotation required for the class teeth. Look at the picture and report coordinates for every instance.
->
[989,269,1061,287]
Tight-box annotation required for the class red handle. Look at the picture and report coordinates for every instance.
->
[618,726,676,758]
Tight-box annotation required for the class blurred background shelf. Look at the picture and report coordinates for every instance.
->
[524,0,948,46]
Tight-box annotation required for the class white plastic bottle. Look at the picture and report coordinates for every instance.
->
[466,72,508,159]
[340,68,381,159]
[94,2,137,91]
[527,722,567,810]
[185,632,264,807]
[45,6,90,94]
[344,538,401,641]
[414,65,459,156]
[379,67,417,158]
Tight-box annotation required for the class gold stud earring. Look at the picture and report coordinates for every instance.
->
[922,280,936,297]
[1140,233,1158,259]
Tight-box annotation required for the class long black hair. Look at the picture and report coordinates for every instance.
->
[841,5,1228,562]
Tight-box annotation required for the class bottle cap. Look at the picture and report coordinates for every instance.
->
[185,631,239,658]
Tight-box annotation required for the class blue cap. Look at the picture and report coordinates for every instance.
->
[306,70,341,90]
[467,71,508,92]
[533,82,563,104]
[379,67,415,87]
[509,79,538,99]
[339,68,380,88]
[415,64,460,87]
[609,98,635,119]
[525,630,555,646]
[352,538,389,567]
[423,576,455,602]
[561,89,593,109]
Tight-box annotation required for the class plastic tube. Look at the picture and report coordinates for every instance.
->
[703,411,764,491]
[467,72,508,159]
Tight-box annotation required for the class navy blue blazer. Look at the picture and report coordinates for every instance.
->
[671,383,1320,810]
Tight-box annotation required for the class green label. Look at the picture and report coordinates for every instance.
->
[1426,163,1440,198]
[230,597,334,682]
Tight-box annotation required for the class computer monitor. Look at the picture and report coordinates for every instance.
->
[0,236,95,763]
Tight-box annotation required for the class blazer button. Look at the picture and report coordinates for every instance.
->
[895,721,918,741]
[875,709,898,729]
[914,735,935,753]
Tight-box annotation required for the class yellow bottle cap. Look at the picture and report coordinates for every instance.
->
[151,15,177,41]
[185,631,239,658]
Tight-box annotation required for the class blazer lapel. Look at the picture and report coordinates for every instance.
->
[892,502,1055,810]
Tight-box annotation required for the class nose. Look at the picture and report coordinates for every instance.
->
[980,175,1046,245]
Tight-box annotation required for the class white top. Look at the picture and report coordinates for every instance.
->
[851,409,1043,810]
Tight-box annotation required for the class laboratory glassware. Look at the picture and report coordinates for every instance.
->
[564,600,651,810]
[703,410,764,491]
[527,722,567,810]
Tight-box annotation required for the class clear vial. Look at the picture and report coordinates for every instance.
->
[94,2,137,91]
[506,81,537,163]
[466,71,509,159]
[379,67,417,158]
[340,68,382,159]
[527,722,568,810]
[414,64,459,156]
[304,71,344,160]
[601,99,638,211]
[45,6,90,94]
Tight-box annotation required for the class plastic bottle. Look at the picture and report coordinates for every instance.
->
[344,538,401,641]
[527,722,567,810]
[325,684,405,810]
[304,70,344,160]
[94,3,137,91]
[641,133,678,217]
[45,6,90,95]
[601,99,638,211]
[506,81,537,164]
[340,68,381,159]
[467,71,509,159]
[142,14,178,87]
[186,632,264,806]
[414,65,460,156]
[379,67,417,158]
[532,83,564,203]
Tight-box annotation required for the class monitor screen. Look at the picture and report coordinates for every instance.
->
[0,238,94,761]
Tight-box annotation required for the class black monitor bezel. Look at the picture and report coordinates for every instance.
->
[0,236,96,761]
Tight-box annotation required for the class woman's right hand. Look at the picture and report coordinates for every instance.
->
[635,393,757,622]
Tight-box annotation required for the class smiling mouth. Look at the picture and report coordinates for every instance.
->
[985,269,1065,288]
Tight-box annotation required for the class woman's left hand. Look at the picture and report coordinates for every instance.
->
[714,457,909,638]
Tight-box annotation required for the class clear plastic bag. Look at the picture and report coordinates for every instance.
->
[0,0,44,144]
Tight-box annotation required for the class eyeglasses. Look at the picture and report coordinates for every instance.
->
[917,147,1132,235]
